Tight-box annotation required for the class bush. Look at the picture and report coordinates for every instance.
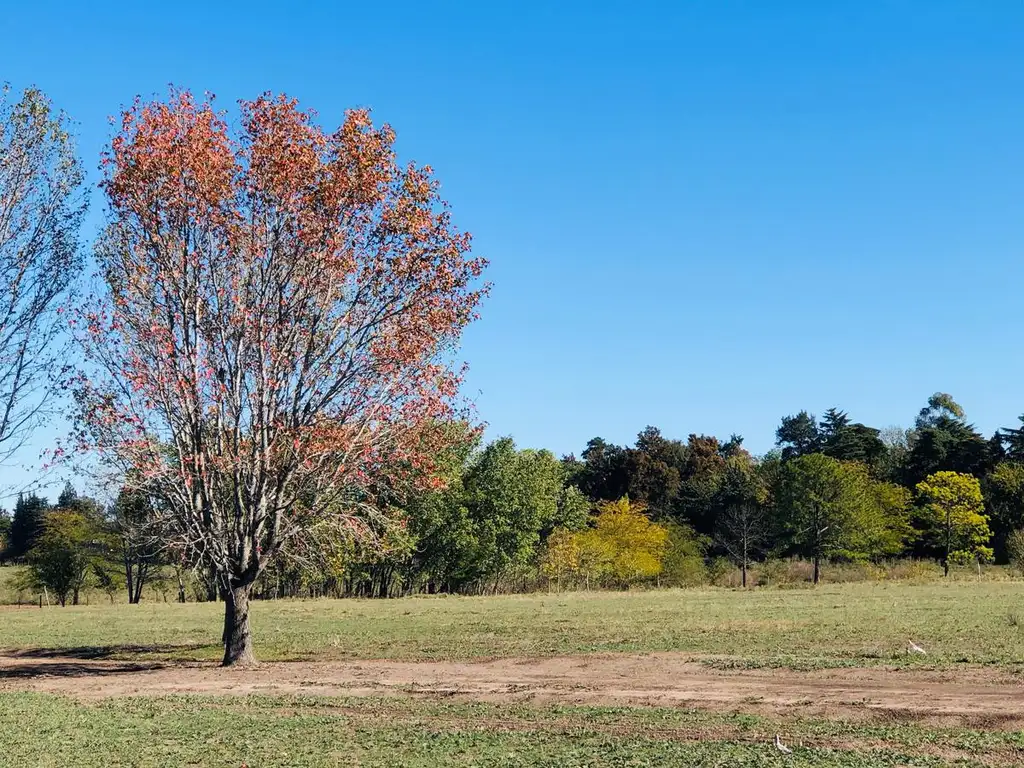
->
[705,556,733,587]
[660,523,708,587]
[886,559,943,582]
[755,558,787,586]
[1007,530,1024,575]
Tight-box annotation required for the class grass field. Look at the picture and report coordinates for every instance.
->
[2,693,1021,767]
[3,580,1024,766]
[2,580,1023,668]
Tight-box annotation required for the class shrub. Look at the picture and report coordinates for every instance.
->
[1006,529,1024,575]
[660,523,708,587]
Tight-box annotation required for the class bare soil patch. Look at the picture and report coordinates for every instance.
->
[2,651,1022,729]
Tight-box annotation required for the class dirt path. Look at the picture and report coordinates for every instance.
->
[2,651,1022,728]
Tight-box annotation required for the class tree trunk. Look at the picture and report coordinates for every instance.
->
[741,538,748,588]
[813,554,820,585]
[944,512,951,577]
[125,557,135,604]
[206,566,219,602]
[222,584,256,666]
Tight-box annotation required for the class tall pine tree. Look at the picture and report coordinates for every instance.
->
[6,492,49,561]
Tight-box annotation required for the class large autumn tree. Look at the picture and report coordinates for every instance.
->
[74,90,487,665]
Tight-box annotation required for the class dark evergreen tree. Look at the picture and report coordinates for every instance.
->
[775,411,820,461]
[6,492,49,561]
[576,437,630,502]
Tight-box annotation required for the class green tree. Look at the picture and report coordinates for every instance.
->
[551,485,590,533]
[915,471,992,576]
[819,408,886,468]
[0,508,10,556]
[775,411,820,461]
[982,461,1024,560]
[997,415,1024,460]
[673,434,727,534]
[574,437,630,502]
[916,393,965,428]
[712,455,768,587]
[905,394,992,485]
[27,504,110,606]
[6,492,49,561]
[776,455,895,584]
[660,522,709,587]
[461,437,565,586]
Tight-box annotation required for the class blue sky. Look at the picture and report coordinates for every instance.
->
[2,1,1024,491]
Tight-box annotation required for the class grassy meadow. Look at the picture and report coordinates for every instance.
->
[2,693,1021,768]
[4,577,1024,766]
[2,579,1024,669]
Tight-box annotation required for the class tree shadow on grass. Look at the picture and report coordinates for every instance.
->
[0,644,217,679]
[7,643,208,660]
[0,660,167,679]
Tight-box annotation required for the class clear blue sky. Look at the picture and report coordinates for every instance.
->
[3,1,1024,487]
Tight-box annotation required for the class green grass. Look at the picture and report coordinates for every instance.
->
[0,693,1018,768]
[2,581,1024,668]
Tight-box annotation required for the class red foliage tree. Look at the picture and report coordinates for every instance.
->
[74,90,487,664]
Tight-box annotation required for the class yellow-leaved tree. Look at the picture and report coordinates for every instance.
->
[915,471,992,576]
[542,497,668,589]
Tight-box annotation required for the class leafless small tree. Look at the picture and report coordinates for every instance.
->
[715,502,769,588]
[0,85,84,467]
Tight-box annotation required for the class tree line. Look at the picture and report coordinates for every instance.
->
[312,392,1019,594]
[3,392,1019,601]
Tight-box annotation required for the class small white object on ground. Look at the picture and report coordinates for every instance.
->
[775,734,792,754]
[908,640,927,655]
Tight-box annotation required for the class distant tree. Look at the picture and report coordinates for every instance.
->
[878,426,912,482]
[776,454,894,584]
[982,462,1024,560]
[915,471,992,576]
[540,528,582,589]
[461,437,565,586]
[110,487,161,603]
[551,485,590,533]
[905,395,992,485]
[850,465,913,558]
[543,498,669,589]
[818,409,886,468]
[713,456,769,587]
[625,427,686,517]
[6,492,49,561]
[997,415,1024,461]
[673,434,727,534]
[27,501,110,606]
[0,86,86,464]
[660,522,709,587]
[576,438,630,502]
[818,408,850,445]
[775,411,820,461]
[0,508,9,556]
[582,498,668,587]
[916,393,965,428]
[1006,529,1024,575]
[718,434,748,459]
